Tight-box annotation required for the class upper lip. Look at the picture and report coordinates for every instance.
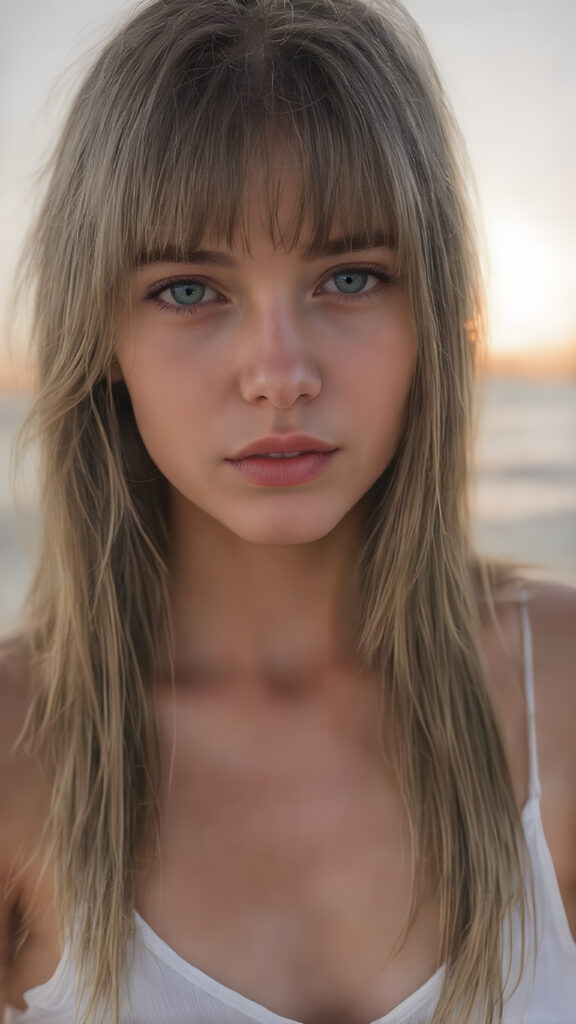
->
[229,434,338,459]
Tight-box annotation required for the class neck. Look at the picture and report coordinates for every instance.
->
[165,492,367,691]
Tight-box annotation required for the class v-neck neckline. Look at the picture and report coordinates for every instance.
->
[134,910,446,1024]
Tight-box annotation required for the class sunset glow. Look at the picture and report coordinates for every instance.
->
[484,211,576,356]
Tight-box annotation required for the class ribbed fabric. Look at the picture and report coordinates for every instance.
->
[6,599,576,1023]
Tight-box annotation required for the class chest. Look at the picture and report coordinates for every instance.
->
[137,690,442,1021]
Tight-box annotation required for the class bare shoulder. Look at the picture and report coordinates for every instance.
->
[523,580,576,775]
[528,581,576,923]
[483,576,576,808]
[488,578,576,928]
[0,637,34,999]
[0,637,48,877]
[489,576,576,705]
[523,579,576,684]
[516,581,576,911]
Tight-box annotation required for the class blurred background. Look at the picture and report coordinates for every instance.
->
[1,0,575,628]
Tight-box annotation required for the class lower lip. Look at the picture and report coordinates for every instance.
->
[227,451,338,486]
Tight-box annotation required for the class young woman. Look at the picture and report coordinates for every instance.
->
[1,0,575,1021]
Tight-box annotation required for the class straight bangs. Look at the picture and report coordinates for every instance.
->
[73,0,450,328]
[125,87,401,268]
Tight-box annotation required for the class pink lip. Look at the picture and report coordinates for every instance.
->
[227,450,337,487]
[229,434,337,459]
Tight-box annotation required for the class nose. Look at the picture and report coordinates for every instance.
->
[238,300,322,409]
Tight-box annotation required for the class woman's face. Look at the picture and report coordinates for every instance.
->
[115,175,417,545]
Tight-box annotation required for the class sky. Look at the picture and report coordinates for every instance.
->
[1,0,575,366]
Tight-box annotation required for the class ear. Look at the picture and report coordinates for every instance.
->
[110,357,124,383]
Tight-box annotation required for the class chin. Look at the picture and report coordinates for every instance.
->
[223,507,349,546]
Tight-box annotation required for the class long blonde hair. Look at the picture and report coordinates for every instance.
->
[14,0,528,1020]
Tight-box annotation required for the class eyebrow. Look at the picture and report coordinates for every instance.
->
[138,232,396,269]
[139,247,240,268]
[302,231,396,260]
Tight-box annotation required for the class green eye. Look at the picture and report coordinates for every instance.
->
[332,271,368,294]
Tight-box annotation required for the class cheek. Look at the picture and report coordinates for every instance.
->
[357,338,416,468]
[118,324,210,426]
[355,326,416,419]
[118,361,207,478]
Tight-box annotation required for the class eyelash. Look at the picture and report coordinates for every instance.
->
[145,264,398,316]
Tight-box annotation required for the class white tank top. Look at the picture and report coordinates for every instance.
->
[5,599,576,1023]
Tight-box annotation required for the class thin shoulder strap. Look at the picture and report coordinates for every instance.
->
[518,589,541,801]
